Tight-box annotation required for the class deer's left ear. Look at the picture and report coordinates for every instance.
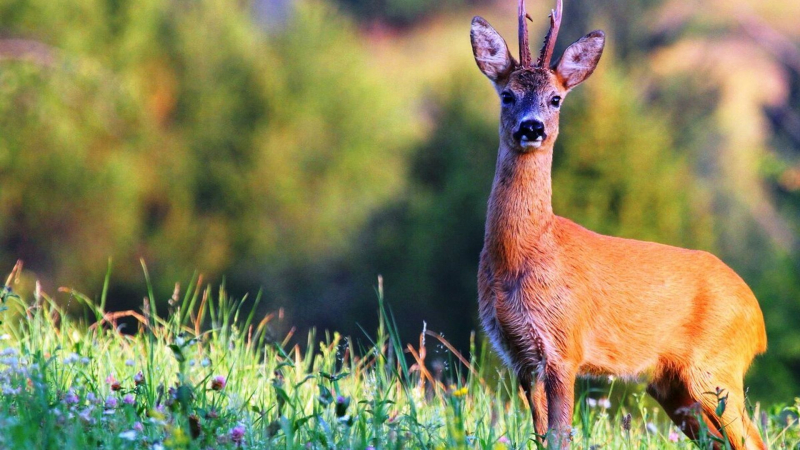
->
[554,30,605,91]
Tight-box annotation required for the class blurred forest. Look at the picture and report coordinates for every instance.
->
[1,0,799,401]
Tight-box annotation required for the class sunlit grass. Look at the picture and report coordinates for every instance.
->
[0,263,798,449]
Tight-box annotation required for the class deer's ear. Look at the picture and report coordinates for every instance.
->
[471,17,515,84]
[554,30,605,91]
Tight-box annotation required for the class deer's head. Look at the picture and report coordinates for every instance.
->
[471,0,604,153]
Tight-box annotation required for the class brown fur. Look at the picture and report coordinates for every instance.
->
[471,14,767,450]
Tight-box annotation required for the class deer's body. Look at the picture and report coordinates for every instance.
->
[471,2,767,448]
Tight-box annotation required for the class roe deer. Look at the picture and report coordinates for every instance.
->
[471,1,767,448]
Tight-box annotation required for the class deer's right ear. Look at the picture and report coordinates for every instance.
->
[471,17,515,85]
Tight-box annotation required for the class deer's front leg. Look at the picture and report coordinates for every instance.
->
[545,365,576,449]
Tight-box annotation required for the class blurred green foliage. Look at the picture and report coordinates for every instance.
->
[0,0,414,293]
[1,0,799,402]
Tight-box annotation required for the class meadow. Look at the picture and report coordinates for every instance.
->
[0,263,798,450]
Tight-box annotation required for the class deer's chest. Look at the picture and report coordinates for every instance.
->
[478,264,559,375]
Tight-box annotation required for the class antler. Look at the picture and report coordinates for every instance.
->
[536,0,563,68]
[518,0,532,67]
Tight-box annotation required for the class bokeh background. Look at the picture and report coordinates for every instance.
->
[1,0,799,402]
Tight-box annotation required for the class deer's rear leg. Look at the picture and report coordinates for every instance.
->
[519,371,548,441]
[684,372,767,450]
[646,380,722,444]
[544,365,577,449]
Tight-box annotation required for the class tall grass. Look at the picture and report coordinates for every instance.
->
[0,263,798,449]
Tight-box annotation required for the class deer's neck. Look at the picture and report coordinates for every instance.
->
[485,145,555,273]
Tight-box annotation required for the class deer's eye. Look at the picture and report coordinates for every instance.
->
[500,92,515,106]
[550,96,562,108]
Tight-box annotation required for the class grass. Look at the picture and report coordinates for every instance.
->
[0,263,798,449]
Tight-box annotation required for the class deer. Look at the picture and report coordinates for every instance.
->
[471,1,767,448]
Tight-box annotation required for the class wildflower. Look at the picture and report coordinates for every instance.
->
[0,334,9,341]
[164,425,190,448]
[119,430,138,441]
[134,371,145,386]
[0,357,18,367]
[64,389,79,405]
[586,398,597,408]
[498,436,510,444]
[105,375,121,391]
[78,407,94,423]
[105,396,118,409]
[201,358,210,367]
[621,413,632,432]
[80,357,90,365]
[123,394,135,406]
[0,348,17,357]
[598,397,611,409]
[210,375,226,391]
[63,353,80,365]
[452,386,469,397]
[668,430,680,442]
[335,396,350,417]
[134,421,144,432]
[189,359,196,367]
[2,386,19,395]
[86,392,97,403]
[646,422,658,433]
[125,359,135,367]
[230,424,245,443]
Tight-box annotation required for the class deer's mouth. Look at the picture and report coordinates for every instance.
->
[519,135,544,150]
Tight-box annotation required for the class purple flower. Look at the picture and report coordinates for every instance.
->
[105,374,121,391]
[64,389,79,405]
[105,396,118,409]
[134,421,144,432]
[86,392,97,403]
[230,424,245,444]
[211,375,226,391]
[669,430,680,442]
[123,394,135,405]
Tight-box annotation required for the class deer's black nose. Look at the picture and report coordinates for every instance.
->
[514,120,546,142]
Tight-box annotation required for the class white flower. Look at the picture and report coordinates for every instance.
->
[599,398,611,409]
[0,335,10,341]
[647,422,658,433]
[119,430,138,441]
[586,398,597,408]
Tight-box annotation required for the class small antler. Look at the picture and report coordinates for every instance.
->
[536,0,563,68]
[518,0,532,67]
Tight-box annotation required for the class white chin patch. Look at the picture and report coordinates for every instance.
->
[520,137,543,150]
